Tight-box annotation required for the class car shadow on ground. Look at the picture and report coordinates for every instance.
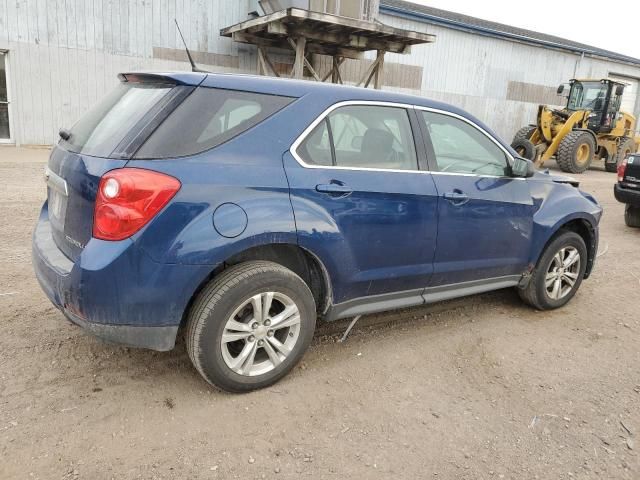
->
[58,287,528,395]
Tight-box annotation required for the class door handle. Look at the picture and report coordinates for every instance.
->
[443,190,469,205]
[316,183,353,195]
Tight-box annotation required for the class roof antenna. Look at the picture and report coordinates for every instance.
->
[174,19,210,73]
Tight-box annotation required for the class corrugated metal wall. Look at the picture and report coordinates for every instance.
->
[1,0,640,145]
[0,0,252,145]
[378,13,640,139]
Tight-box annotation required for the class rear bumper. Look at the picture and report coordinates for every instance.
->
[63,309,178,351]
[614,183,640,207]
[32,203,211,351]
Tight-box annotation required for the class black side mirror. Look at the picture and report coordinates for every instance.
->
[615,85,624,96]
[512,157,535,178]
[557,84,565,95]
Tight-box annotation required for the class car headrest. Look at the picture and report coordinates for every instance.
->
[361,128,394,156]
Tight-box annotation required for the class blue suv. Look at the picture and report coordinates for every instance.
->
[33,72,602,392]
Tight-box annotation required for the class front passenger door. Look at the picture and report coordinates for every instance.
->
[418,109,535,286]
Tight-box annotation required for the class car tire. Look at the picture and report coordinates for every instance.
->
[625,205,640,228]
[556,131,595,174]
[186,261,316,392]
[518,231,587,310]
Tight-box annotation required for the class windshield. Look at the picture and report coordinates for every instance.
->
[567,82,608,111]
[60,83,173,157]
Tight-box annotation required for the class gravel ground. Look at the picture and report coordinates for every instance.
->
[0,146,638,480]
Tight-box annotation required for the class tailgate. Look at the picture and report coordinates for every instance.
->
[46,147,127,261]
[44,74,197,262]
[622,154,640,189]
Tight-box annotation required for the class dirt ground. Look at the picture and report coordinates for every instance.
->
[0,145,638,480]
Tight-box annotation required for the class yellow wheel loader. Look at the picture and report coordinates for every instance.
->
[511,78,640,174]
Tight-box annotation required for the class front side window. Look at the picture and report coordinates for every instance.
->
[297,105,418,171]
[421,111,509,177]
[136,88,293,159]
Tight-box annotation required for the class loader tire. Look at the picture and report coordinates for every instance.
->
[615,137,635,166]
[556,131,595,174]
[511,138,536,160]
[512,125,537,143]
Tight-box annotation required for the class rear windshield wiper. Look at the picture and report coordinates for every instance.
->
[58,128,72,141]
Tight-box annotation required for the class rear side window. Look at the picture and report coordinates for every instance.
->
[135,88,293,159]
[297,119,333,167]
[61,83,173,158]
[297,105,418,171]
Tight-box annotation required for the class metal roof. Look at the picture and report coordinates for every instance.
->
[380,0,640,67]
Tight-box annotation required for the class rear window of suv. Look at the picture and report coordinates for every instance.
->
[61,82,174,158]
[134,88,294,159]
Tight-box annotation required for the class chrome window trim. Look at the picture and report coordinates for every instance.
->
[289,100,421,174]
[289,100,523,180]
[413,105,516,167]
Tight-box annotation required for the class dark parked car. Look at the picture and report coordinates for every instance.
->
[614,153,640,227]
[33,73,602,392]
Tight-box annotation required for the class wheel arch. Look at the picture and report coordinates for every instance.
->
[179,242,333,328]
[532,215,598,279]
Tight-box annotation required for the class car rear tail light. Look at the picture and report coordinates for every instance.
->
[618,157,628,182]
[93,168,181,241]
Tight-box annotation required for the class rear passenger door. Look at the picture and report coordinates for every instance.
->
[284,102,439,305]
[417,109,535,286]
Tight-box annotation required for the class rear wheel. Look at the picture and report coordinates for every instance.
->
[186,261,316,392]
[556,131,595,174]
[625,205,640,228]
[518,231,587,310]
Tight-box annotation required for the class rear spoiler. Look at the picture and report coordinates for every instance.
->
[117,72,206,86]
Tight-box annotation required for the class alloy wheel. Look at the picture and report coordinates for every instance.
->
[545,246,581,300]
[220,292,301,376]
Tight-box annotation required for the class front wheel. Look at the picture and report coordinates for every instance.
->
[518,231,587,310]
[186,261,316,392]
[556,131,595,174]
